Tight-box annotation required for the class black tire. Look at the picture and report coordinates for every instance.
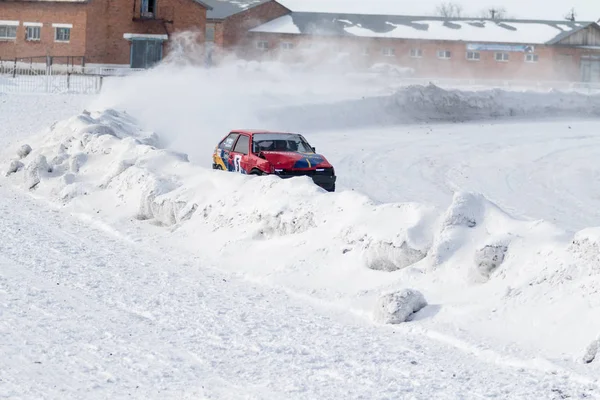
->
[249,169,264,176]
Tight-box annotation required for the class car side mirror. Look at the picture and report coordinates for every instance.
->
[257,151,266,159]
[311,146,316,153]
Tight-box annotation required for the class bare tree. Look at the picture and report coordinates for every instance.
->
[564,8,576,21]
[435,2,464,18]
[481,7,508,20]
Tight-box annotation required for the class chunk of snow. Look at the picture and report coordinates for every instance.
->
[569,228,600,275]
[442,191,485,228]
[364,241,426,272]
[5,160,24,176]
[69,153,88,173]
[430,191,485,265]
[16,144,32,159]
[23,155,50,189]
[374,289,427,324]
[474,242,509,279]
[583,338,599,364]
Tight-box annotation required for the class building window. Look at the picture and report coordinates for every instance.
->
[205,25,215,42]
[410,48,423,58]
[141,0,156,17]
[281,42,294,50]
[53,24,71,42]
[25,25,41,41]
[382,47,395,57]
[256,41,269,50]
[525,53,539,63]
[495,52,509,62]
[0,24,18,40]
[437,50,451,59]
[466,51,480,61]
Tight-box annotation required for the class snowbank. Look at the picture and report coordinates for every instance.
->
[4,106,600,368]
[2,108,439,256]
[262,84,600,130]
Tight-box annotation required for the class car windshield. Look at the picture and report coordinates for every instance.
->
[253,133,314,153]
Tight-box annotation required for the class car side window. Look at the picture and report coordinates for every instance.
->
[220,133,239,151]
[233,134,250,155]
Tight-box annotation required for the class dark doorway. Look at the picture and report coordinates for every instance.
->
[130,39,163,69]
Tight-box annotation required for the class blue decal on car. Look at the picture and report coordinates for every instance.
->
[292,154,325,169]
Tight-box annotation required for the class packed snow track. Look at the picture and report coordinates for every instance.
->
[2,184,597,399]
[321,118,600,232]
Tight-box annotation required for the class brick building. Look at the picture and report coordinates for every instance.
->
[202,0,289,50]
[248,13,600,82]
[0,0,211,68]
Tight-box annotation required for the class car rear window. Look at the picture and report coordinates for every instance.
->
[220,133,239,151]
[233,135,249,155]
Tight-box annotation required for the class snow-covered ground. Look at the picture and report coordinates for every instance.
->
[320,118,600,232]
[0,94,90,148]
[2,182,597,399]
[2,61,600,399]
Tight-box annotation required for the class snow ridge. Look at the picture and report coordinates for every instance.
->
[263,84,600,130]
[3,107,600,369]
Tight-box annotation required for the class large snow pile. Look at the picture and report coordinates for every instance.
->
[262,83,600,130]
[3,108,600,367]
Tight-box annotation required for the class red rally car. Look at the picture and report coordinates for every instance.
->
[212,130,337,192]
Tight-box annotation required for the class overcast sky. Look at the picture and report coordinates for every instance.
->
[279,0,600,21]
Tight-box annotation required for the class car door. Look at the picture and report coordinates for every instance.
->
[229,134,251,174]
[215,132,240,171]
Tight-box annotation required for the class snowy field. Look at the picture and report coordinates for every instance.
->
[1,59,600,399]
[322,119,600,232]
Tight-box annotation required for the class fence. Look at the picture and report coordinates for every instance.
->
[3,60,600,95]
[0,63,145,94]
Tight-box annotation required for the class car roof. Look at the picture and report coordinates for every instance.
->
[232,130,299,136]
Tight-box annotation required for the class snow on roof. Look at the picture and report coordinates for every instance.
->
[204,0,272,19]
[252,14,300,34]
[250,13,594,45]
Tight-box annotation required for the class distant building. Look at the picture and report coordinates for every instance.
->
[203,0,289,50]
[0,0,212,68]
[3,0,599,82]
[247,13,600,82]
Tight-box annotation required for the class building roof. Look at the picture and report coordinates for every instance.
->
[250,13,597,45]
[203,0,272,20]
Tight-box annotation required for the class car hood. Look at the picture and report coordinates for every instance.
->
[261,151,333,169]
